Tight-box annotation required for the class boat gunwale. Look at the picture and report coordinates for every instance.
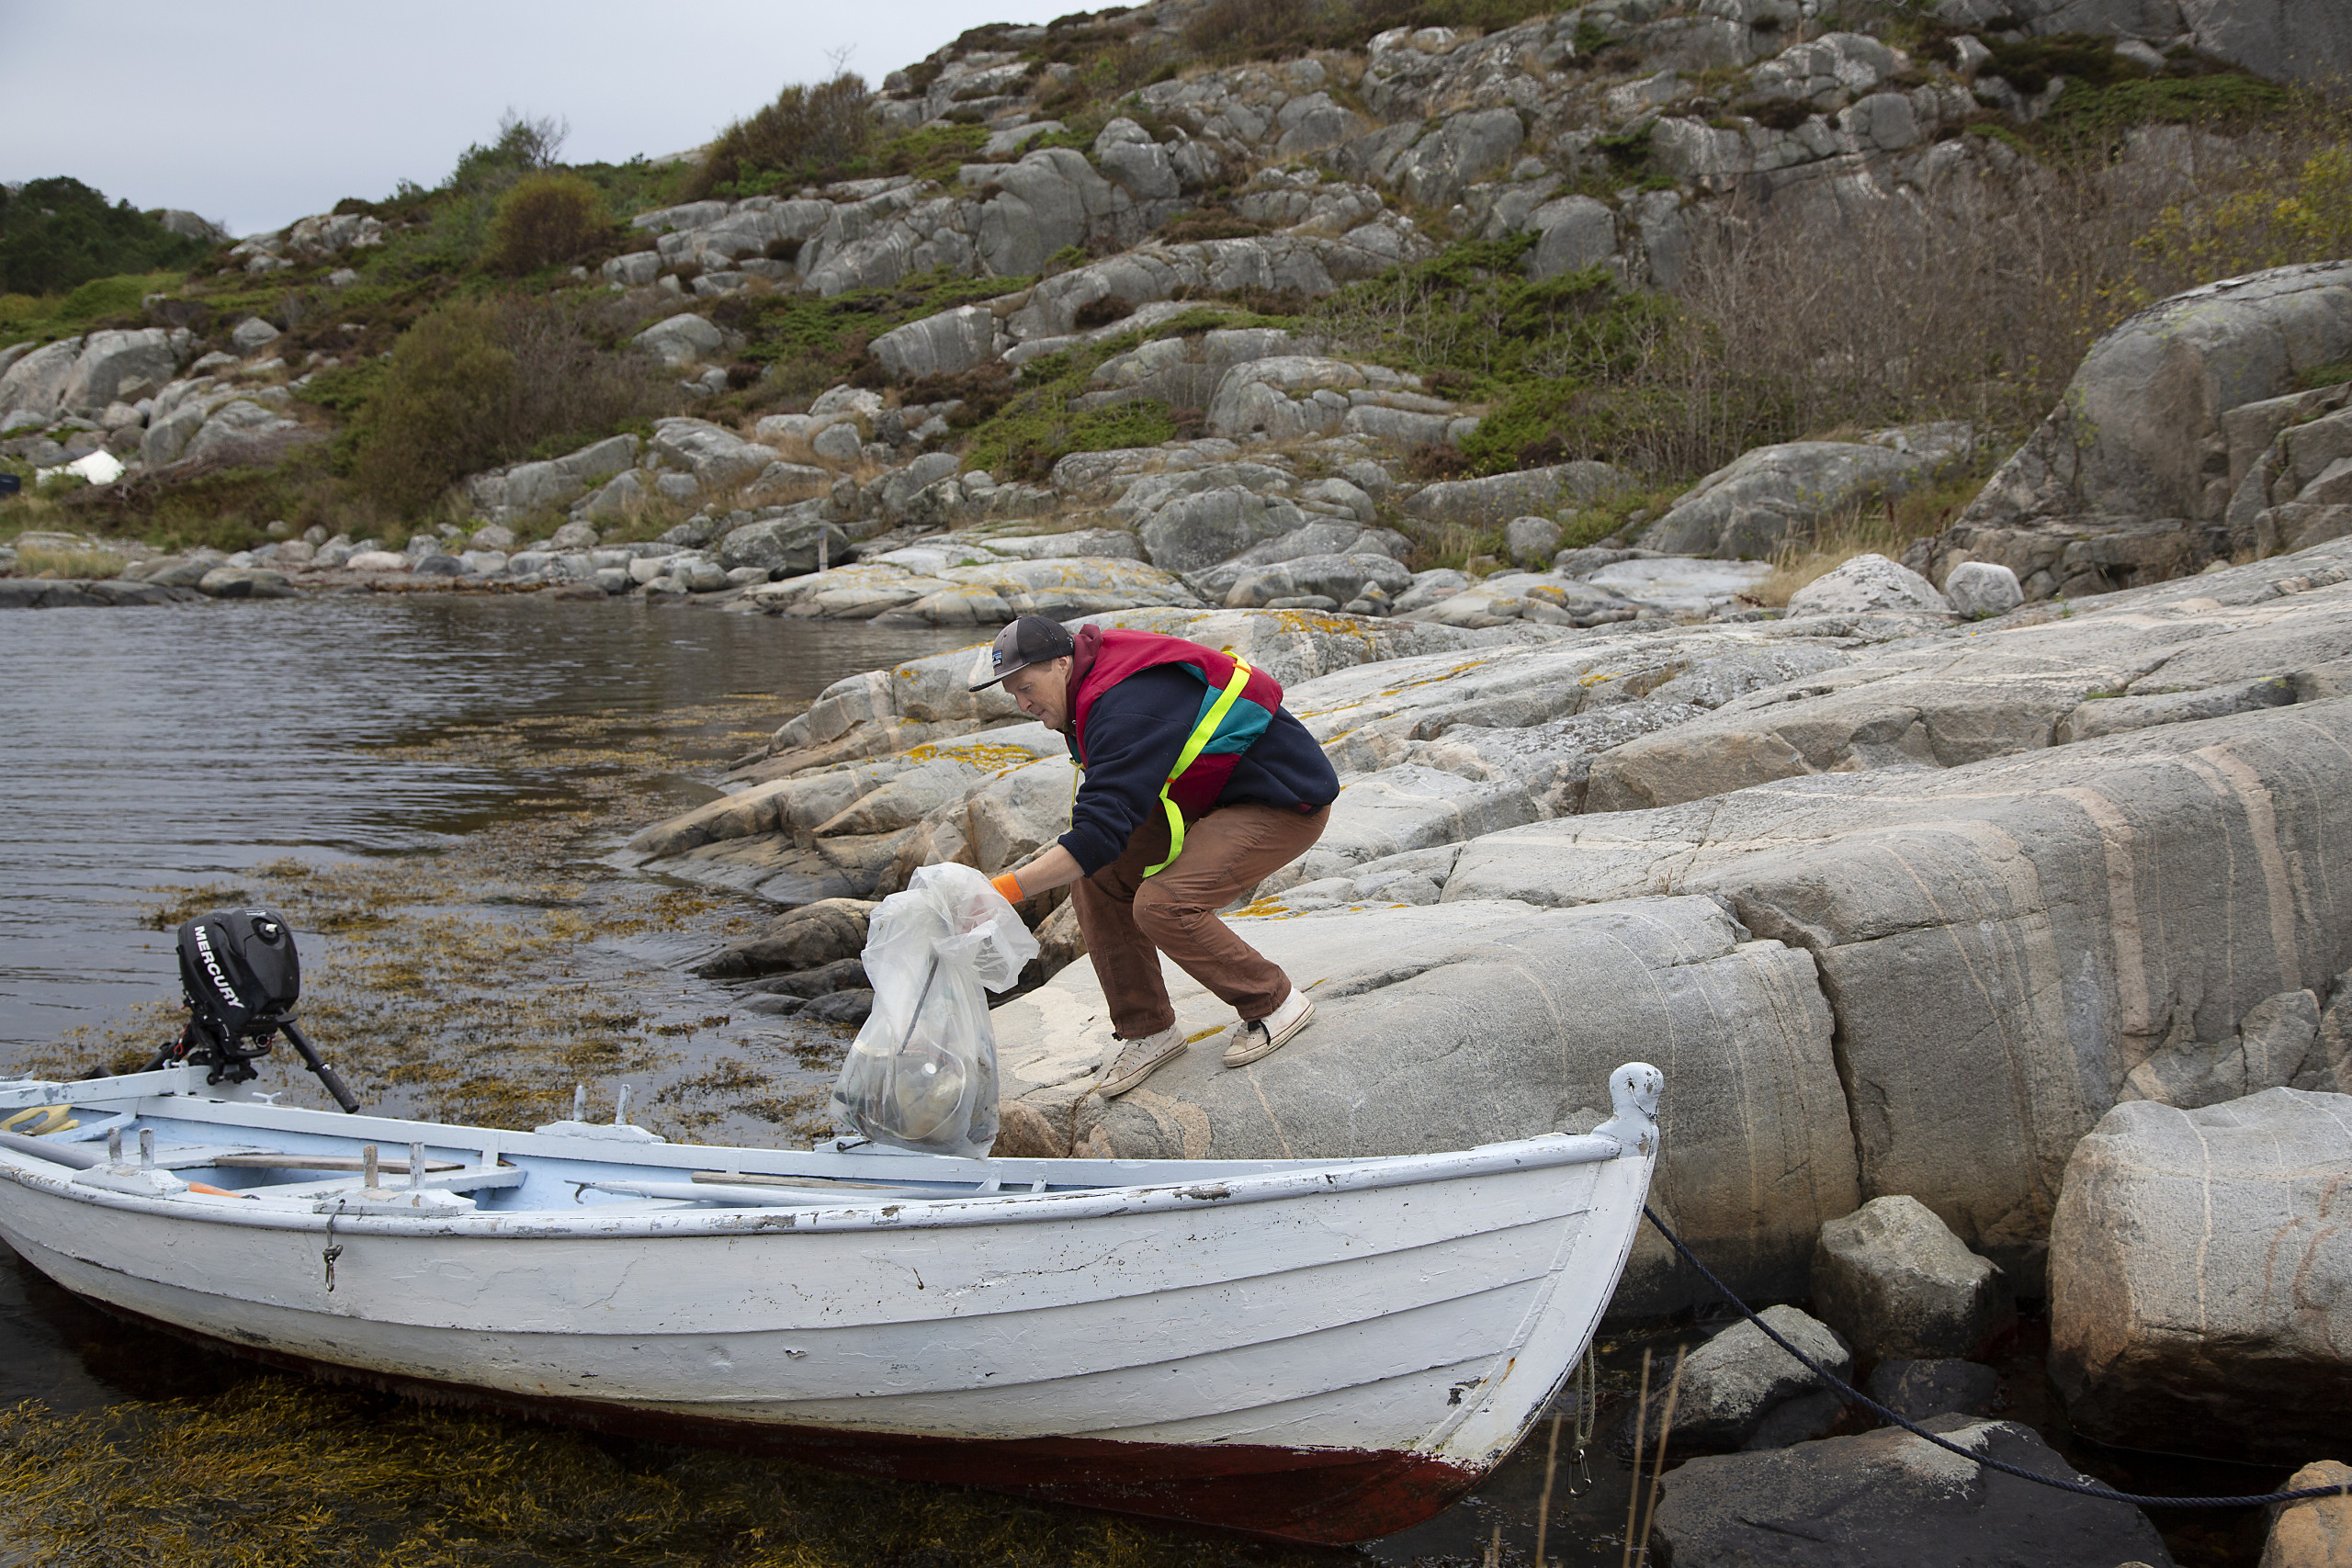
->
[0,1110,1635,1241]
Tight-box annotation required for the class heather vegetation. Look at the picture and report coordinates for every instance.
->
[2,0,2347,577]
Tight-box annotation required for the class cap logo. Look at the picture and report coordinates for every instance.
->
[992,648,1007,668]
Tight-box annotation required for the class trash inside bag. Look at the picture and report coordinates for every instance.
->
[829,863,1040,1157]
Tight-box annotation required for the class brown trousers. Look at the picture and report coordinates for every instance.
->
[1072,801,1330,1040]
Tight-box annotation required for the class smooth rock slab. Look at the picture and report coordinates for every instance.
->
[1452,695,2352,1280]
[991,895,1860,1314]
[2049,1088,2352,1462]
[1582,556,1771,616]
[1654,1416,2177,1568]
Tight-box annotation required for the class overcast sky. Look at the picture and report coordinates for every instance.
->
[2,0,1071,238]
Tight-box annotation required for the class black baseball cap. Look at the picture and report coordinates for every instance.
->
[967,615,1078,691]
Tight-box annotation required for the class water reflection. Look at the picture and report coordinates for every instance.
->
[0,594,976,1054]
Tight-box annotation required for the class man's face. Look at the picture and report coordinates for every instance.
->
[1001,657,1073,733]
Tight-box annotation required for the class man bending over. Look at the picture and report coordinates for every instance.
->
[969,615,1340,1097]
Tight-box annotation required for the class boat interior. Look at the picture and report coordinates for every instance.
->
[0,1070,1367,1218]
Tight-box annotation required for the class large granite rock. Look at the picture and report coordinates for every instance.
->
[1584,541,2352,813]
[1645,425,1975,559]
[60,328,183,412]
[1812,1196,2005,1360]
[0,337,82,421]
[1445,689,2352,1280]
[1912,263,2352,599]
[2049,1088,2352,1461]
[1401,462,1631,529]
[1655,1416,2177,1567]
[634,312,726,367]
[870,304,1001,380]
[991,895,1860,1315]
[2262,1461,2352,1568]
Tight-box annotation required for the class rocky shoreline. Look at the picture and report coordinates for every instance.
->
[612,264,2352,1565]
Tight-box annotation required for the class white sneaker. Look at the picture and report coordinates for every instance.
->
[1098,1024,1188,1098]
[1222,989,1316,1067]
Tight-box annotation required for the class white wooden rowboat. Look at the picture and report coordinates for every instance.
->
[0,1060,1661,1545]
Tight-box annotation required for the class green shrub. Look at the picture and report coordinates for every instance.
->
[485,173,610,275]
[350,295,672,516]
[58,271,182,322]
[694,73,874,198]
[351,300,517,513]
[0,177,211,296]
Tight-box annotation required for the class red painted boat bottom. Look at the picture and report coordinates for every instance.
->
[94,1297,1485,1545]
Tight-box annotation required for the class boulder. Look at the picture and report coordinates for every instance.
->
[1943,559,2023,618]
[633,312,725,367]
[870,305,1000,380]
[1645,424,1976,559]
[229,317,281,355]
[650,418,773,491]
[991,895,1860,1314]
[694,897,876,980]
[2049,1088,2352,1462]
[344,550,409,571]
[0,337,82,420]
[1650,1303,1852,1452]
[179,400,320,468]
[2262,1461,2352,1568]
[1527,196,1619,282]
[1222,551,1411,609]
[1654,1416,2177,1568]
[1136,486,1302,574]
[1503,514,1563,568]
[1812,1196,2006,1360]
[1784,552,1952,616]
[195,566,295,599]
[61,328,181,412]
[1402,462,1631,529]
[1916,263,2352,596]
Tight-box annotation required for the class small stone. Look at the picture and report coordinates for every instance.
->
[1865,1359,2000,1422]
[1944,560,2024,618]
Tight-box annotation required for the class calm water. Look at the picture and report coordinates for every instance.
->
[0,593,974,1056]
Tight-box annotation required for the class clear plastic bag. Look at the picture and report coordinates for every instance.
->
[828,863,1040,1158]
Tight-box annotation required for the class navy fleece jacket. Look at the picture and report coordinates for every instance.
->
[1057,665,1340,875]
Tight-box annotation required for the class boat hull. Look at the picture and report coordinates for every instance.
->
[66,1290,1482,1544]
[0,1068,1662,1544]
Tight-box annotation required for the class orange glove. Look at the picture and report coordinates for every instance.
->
[991,871,1026,903]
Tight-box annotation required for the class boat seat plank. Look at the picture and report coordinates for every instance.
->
[210,1153,468,1175]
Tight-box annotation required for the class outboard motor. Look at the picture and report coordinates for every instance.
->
[152,908,360,1112]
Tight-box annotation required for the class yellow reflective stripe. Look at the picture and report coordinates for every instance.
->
[1143,656,1252,877]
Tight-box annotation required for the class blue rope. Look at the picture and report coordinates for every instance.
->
[1643,1206,2349,1511]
